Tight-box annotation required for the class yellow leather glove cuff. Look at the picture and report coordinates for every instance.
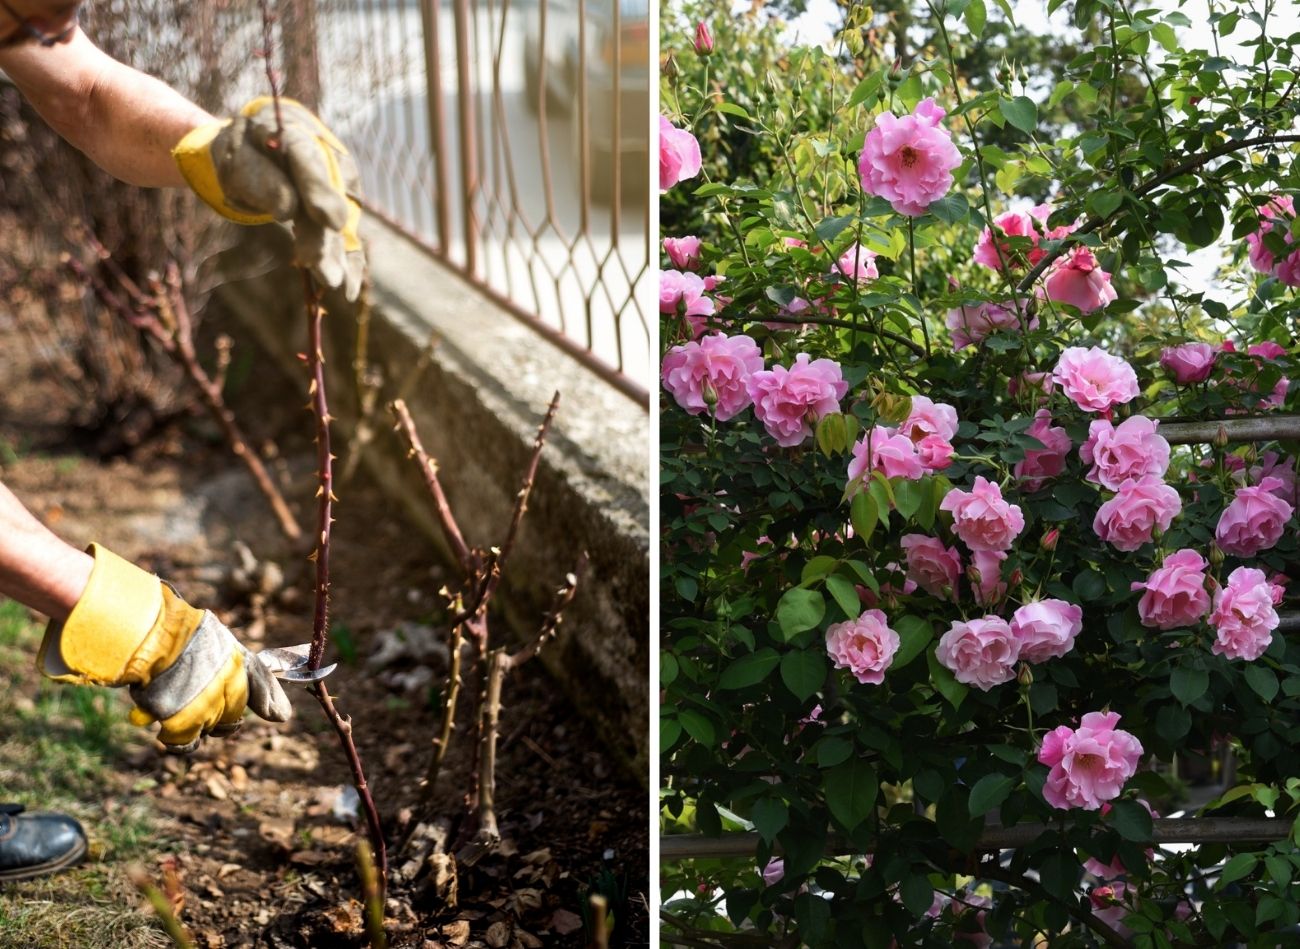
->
[36,543,193,686]
[172,120,276,227]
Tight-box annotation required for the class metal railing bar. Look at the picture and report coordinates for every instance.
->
[419,0,451,256]
[1161,414,1300,445]
[453,0,478,275]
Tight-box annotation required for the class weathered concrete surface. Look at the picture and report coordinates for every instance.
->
[212,219,649,776]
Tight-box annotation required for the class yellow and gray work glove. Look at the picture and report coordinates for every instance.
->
[172,96,365,301]
[37,544,292,754]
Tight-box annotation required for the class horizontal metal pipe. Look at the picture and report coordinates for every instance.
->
[661,818,1295,861]
[1160,415,1300,445]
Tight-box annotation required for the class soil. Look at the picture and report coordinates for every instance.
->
[0,324,649,948]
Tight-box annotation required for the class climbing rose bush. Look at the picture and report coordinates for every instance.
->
[660,1,1300,944]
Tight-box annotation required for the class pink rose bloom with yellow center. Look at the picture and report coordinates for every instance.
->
[972,204,1075,271]
[858,97,961,217]
[825,610,900,685]
[935,616,1019,690]
[1216,478,1295,557]
[1038,711,1143,811]
[1093,475,1182,552]
[660,116,702,192]
[1131,549,1210,630]
[1042,246,1118,313]
[1160,342,1216,384]
[1013,409,1071,491]
[1080,415,1171,490]
[945,300,1034,350]
[847,426,925,485]
[661,333,763,421]
[900,534,962,602]
[746,353,849,448]
[1245,195,1300,287]
[1010,598,1083,664]
[1052,346,1139,414]
[1209,567,1281,661]
[939,476,1025,552]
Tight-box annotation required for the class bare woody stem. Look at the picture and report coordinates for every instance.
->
[476,647,507,845]
[425,620,464,793]
[389,398,475,575]
[507,553,587,669]
[301,271,387,885]
[66,247,304,544]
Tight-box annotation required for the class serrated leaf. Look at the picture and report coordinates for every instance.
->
[963,0,986,35]
[968,773,1017,818]
[715,101,750,120]
[1110,799,1153,842]
[893,477,924,521]
[1170,666,1209,705]
[679,709,715,747]
[660,715,682,752]
[850,491,879,546]
[1244,663,1279,702]
[825,574,862,619]
[999,96,1038,134]
[891,615,934,670]
[781,650,828,701]
[801,556,839,585]
[719,648,780,690]
[825,758,878,832]
[751,797,788,845]
[776,588,826,641]
[1217,853,1258,889]
[846,71,884,109]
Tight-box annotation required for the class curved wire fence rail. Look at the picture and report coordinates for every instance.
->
[301,0,651,404]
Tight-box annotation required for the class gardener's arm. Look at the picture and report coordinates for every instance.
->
[0,26,212,188]
[0,482,92,621]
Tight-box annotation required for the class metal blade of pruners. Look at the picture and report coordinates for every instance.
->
[256,643,337,682]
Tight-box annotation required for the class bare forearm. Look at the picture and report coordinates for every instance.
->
[0,482,92,621]
[0,27,214,187]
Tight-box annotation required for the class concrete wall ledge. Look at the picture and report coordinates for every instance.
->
[215,219,649,776]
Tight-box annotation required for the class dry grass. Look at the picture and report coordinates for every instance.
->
[0,599,172,949]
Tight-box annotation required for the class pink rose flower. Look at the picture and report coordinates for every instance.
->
[761,858,784,886]
[1042,246,1118,313]
[663,236,703,271]
[935,616,1019,690]
[1216,478,1294,557]
[1013,409,1071,491]
[969,550,1008,608]
[1251,451,1299,507]
[1038,711,1143,811]
[660,116,702,192]
[915,434,954,471]
[1052,346,1140,413]
[1210,567,1281,661]
[973,208,1040,271]
[1131,549,1210,630]
[900,395,959,442]
[857,97,962,217]
[1093,475,1182,552]
[660,269,714,338]
[1011,599,1084,663]
[825,609,900,685]
[1245,196,1300,287]
[834,242,879,285]
[746,353,849,448]
[1160,342,1216,384]
[1079,416,1171,490]
[939,476,1025,552]
[900,534,962,601]
[661,333,763,421]
[847,426,925,485]
[945,300,1034,350]
[1249,340,1288,361]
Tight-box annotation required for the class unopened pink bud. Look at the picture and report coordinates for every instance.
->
[694,22,714,55]
[1041,528,1060,552]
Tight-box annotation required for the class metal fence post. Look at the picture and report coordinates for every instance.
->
[453,0,479,276]
[420,0,453,257]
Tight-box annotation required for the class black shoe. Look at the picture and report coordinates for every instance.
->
[0,804,88,882]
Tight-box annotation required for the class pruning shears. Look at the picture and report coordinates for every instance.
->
[256,643,337,683]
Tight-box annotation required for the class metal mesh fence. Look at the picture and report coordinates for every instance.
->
[310,0,652,403]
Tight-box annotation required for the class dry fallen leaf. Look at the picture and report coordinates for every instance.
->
[485,920,512,948]
[205,776,228,801]
[326,900,365,935]
[257,817,295,851]
[441,919,471,947]
[549,908,583,935]
[159,855,185,918]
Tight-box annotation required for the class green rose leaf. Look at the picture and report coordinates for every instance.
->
[776,587,826,641]
[1000,95,1038,133]
[825,757,878,832]
[781,649,828,701]
[719,648,780,690]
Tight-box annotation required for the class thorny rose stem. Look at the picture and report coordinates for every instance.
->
[301,273,388,884]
